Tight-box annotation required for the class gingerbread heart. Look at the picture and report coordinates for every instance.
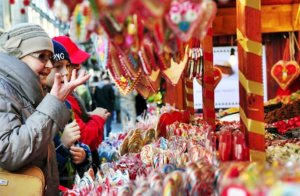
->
[271,60,300,90]
[162,45,189,85]
[107,43,141,95]
[165,0,216,42]
[196,66,222,89]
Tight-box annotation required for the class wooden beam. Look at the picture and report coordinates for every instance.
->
[214,3,300,36]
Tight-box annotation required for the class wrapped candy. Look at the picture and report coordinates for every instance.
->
[218,128,233,161]
[232,130,249,161]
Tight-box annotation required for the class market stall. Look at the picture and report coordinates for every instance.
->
[44,0,300,195]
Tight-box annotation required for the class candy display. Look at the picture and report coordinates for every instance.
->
[60,108,300,195]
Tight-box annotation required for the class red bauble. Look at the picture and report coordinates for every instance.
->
[23,0,30,6]
[9,0,15,4]
[20,8,26,14]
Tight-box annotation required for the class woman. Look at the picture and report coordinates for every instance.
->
[0,23,90,195]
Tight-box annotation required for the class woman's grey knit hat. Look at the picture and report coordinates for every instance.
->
[0,23,53,58]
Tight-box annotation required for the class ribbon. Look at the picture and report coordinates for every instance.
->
[249,149,266,162]
[237,29,262,56]
[240,107,264,135]
[239,70,264,96]
[239,0,261,10]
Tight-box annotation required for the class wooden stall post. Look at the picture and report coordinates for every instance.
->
[202,28,216,126]
[237,0,265,161]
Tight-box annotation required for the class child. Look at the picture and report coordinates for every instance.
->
[53,36,110,172]
[47,40,92,188]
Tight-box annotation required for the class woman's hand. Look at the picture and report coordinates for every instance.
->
[70,146,86,164]
[50,69,90,101]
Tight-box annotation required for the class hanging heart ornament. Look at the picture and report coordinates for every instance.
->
[271,60,300,90]
[196,66,222,89]
[165,0,216,42]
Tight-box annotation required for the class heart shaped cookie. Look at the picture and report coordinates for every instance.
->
[107,43,141,95]
[271,60,300,90]
[165,0,216,42]
[196,66,222,89]
[162,45,189,85]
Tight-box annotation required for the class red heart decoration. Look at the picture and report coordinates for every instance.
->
[196,66,222,89]
[271,60,300,90]
[156,113,173,138]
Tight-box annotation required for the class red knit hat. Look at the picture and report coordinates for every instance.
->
[53,36,90,64]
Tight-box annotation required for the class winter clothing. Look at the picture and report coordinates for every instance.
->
[54,133,92,188]
[66,93,105,151]
[53,36,90,64]
[52,40,70,63]
[93,81,115,136]
[0,52,70,195]
[0,23,53,58]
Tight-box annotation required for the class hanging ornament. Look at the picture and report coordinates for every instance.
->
[9,0,15,4]
[91,34,109,69]
[271,33,300,90]
[23,0,30,6]
[107,43,141,95]
[196,67,222,89]
[20,8,26,14]
[271,60,300,90]
[165,0,216,42]
[161,45,189,85]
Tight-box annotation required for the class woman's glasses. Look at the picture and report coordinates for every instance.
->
[29,52,54,64]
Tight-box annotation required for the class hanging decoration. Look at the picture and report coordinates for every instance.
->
[185,38,203,79]
[23,0,30,6]
[196,66,222,89]
[91,33,109,69]
[48,0,218,98]
[70,1,94,42]
[271,33,300,91]
[162,45,189,85]
[165,0,216,42]
[107,43,142,95]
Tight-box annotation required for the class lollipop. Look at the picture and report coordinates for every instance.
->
[140,144,154,165]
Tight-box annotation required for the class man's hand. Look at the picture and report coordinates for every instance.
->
[70,146,86,164]
[89,107,110,120]
[61,120,80,148]
[50,69,90,101]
